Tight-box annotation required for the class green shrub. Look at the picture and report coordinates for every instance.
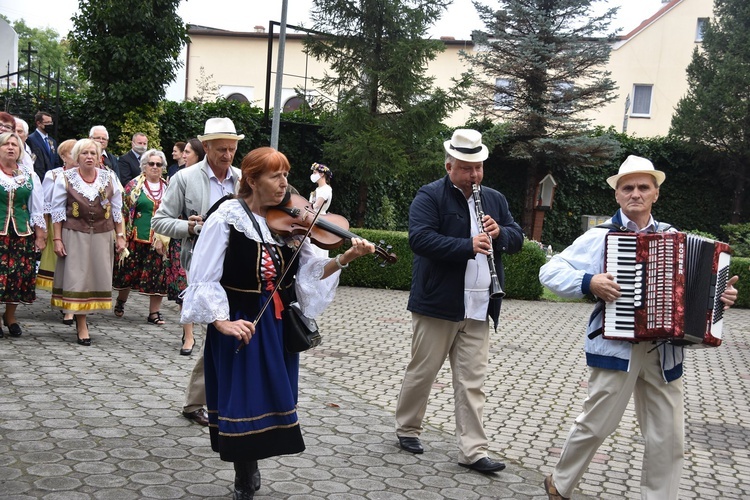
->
[502,239,547,300]
[335,229,412,290]
[729,257,750,309]
[721,223,750,258]
[336,231,546,300]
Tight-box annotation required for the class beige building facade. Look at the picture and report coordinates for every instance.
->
[182,0,712,137]
[589,0,712,137]
[183,25,474,126]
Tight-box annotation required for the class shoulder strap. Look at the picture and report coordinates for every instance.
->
[237,197,283,275]
[595,222,629,232]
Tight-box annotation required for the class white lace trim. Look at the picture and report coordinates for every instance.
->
[50,210,67,223]
[180,282,230,324]
[215,200,284,245]
[64,168,113,201]
[30,214,46,230]
[295,255,339,318]
[0,169,33,192]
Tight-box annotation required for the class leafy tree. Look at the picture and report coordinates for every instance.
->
[305,0,471,226]
[670,0,750,223]
[0,16,85,93]
[463,0,620,235]
[68,0,189,145]
[192,66,222,104]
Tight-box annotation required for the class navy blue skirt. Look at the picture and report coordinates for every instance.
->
[204,291,304,462]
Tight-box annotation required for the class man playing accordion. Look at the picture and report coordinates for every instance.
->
[539,156,739,500]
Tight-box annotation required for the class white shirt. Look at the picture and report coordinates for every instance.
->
[464,193,491,321]
[205,163,237,207]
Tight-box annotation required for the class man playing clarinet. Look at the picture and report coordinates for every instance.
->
[394,129,524,473]
[539,155,739,500]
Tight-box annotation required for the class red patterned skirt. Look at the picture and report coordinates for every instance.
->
[112,239,168,296]
[0,230,37,304]
[165,238,187,302]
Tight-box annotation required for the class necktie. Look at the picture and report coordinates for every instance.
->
[46,137,55,155]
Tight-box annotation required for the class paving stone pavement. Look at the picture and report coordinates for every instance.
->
[1,286,749,499]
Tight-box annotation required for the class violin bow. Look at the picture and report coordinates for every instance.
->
[234,200,325,354]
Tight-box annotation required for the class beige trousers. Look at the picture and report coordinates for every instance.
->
[395,313,490,463]
[553,341,684,500]
[182,341,206,413]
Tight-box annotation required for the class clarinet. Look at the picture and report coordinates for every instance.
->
[471,183,505,299]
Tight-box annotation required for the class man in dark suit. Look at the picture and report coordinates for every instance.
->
[118,132,148,186]
[26,111,60,180]
[89,125,121,181]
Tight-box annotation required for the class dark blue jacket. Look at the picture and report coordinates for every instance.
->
[407,175,524,329]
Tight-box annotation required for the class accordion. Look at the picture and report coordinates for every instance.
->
[602,232,731,346]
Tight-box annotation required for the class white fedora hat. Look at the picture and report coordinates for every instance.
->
[606,155,666,189]
[444,129,489,162]
[197,117,245,142]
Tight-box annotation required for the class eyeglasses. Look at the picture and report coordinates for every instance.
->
[0,124,13,131]
[147,161,163,167]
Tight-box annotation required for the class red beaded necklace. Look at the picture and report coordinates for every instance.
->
[144,179,164,209]
[80,169,97,184]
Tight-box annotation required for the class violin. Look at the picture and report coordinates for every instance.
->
[265,193,397,265]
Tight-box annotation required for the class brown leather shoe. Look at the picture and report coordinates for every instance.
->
[182,408,209,426]
[543,474,570,500]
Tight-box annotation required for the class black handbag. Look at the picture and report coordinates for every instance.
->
[282,301,322,352]
[239,198,322,353]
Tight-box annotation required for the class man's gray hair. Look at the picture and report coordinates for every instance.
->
[13,117,29,134]
[89,125,108,139]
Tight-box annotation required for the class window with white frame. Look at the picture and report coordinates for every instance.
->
[631,84,653,117]
[696,18,708,42]
[494,78,513,110]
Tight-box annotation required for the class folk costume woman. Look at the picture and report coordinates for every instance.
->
[113,149,170,325]
[181,147,374,499]
[50,138,127,346]
[308,162,333,258]
[38,139,76,328]
[0,132,46,338]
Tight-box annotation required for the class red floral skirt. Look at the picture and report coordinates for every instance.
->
[112,239,168,296]
[0,230,37,304]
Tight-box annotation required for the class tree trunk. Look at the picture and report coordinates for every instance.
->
[521,162,540,237]
[356,180,368,227]
[730,161,747,224]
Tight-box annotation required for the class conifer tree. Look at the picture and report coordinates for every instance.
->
[671,0,750,223]
[305,0,470,226]
[464,0,619,234]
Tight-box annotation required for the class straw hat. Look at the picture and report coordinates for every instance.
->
[197,117,245,142]
[606,155,666,189]
[443,129,489,162]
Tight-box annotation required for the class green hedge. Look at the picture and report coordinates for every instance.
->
[335,230,546,300]
[501,240,547,300]
[730,257,750,309]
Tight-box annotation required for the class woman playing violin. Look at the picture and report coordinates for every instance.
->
[180,147,374,499]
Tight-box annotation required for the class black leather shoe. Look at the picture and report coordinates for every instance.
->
[3,314,21,337]
[397,436,424,454]
[252,466,261,491]
[458,456,506,474]
[182,408,209,426]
